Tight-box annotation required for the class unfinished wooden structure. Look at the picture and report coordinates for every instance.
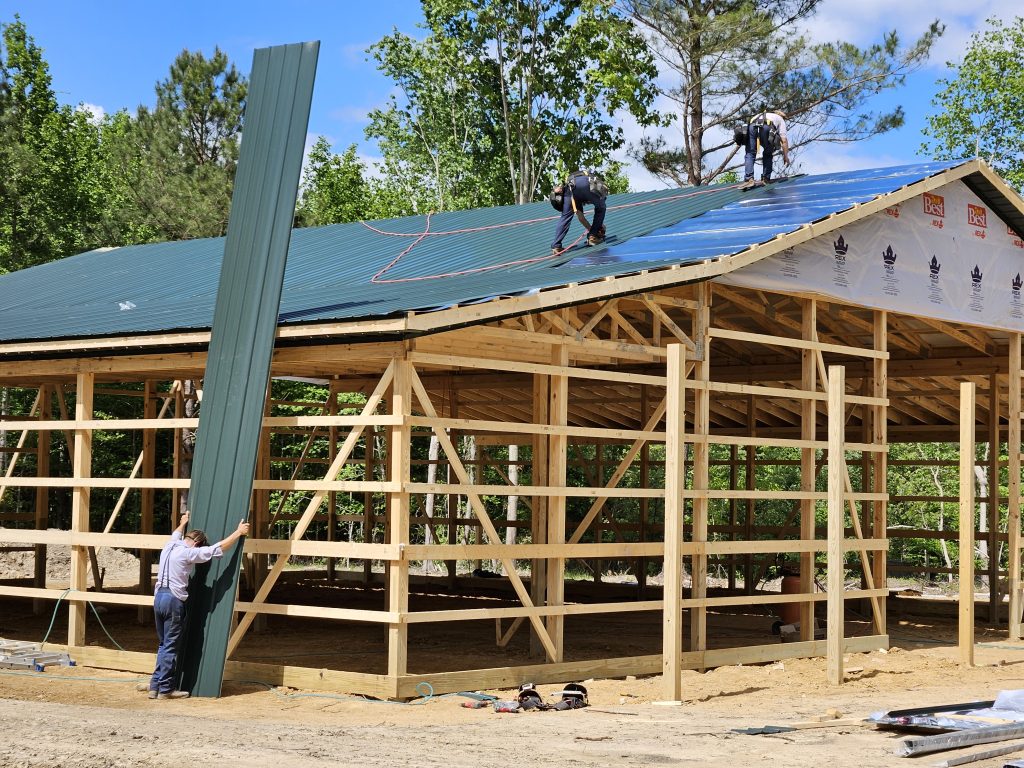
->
[1,159,1023,699]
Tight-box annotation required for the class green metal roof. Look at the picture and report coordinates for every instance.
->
[0,160,984,345]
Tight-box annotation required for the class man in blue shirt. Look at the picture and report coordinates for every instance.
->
[744,109,790,185]
[550,170,609,255]
[145,511,249,699]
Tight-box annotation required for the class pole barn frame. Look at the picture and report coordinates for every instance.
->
[1,166,1023,700]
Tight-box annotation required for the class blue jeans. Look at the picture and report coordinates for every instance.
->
[551,174,607,249]
[150,587,185,694]
[744,123,775,182]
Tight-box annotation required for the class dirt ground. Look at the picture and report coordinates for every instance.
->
[5,621,1024,768]
[5,546,1024,767]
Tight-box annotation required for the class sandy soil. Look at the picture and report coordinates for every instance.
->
[5,628,1024,768]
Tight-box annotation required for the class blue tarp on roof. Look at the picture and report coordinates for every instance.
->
[0,160,967,343]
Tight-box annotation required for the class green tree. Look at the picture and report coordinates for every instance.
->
[0,16,106,273]
[367,0,661,209]
[622,0,943,185]
[297,139,374,225]
[101,47,246,243]
[921,17,1024,189]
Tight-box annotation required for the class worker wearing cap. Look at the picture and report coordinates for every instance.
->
[144,510,249,700]
[550,170,608,255]
[744,109,790,185]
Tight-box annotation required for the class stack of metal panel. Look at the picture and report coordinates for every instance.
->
[0,638,75,671]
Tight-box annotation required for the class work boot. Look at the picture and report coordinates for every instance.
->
[551,246,561,256]
[587,234,604,246]
[157,690,190,700]
[147,690,158,700]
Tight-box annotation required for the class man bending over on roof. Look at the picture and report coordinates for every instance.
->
[550,170,609,255]
[744,109,790,185]
[144,510,249,700]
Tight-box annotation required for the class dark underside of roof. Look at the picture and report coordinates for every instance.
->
[2,159,1014,346]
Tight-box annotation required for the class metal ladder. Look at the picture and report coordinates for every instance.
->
[0,638,75,671]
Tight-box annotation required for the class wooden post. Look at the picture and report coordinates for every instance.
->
[172,382,184,520]
[68,372,94,648]
[745,394,755,594]
[445,388,458,587]
[33,385,50,615]
[364,419,376,587]
[530,373,549,657]
[545,345,569,662]
[690,283,710,657]
[387,356,413,687]
[728,443,738,591]
[138,381,156,622]
[960,381,976,667]
[826,365,845,686]
[1010,334,1022,640]
[871,311,888,636]
[327,382,338,582]
[986,373,1000,624]
[663,343,687,701]
[801,299,818,639]
[639,384,650,597]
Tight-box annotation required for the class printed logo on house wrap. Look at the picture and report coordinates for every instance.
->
[969,265,984,312]
[1012,274,1023,320]
[923,192,945,229]
[927,256,944,306]
[881,245,899,296]
[831,235,850,288]
[968,204,987,239]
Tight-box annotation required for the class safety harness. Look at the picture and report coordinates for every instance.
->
[549,170,608,212]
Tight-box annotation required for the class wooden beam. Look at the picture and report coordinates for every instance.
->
[826,365,845,686]
[1010,333,1022,640]
[800,299,817,639]
[960,381,976,667]
[546,345,569,661]
[68,372,93,647]
[387,357,412,685]
[663,344,686,701]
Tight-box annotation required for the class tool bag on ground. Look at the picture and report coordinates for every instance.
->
[551,683,588,710]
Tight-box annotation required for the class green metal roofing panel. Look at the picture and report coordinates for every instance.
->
[0,160,982,345]
[176,40,319,698]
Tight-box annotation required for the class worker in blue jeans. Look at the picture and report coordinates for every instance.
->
[144,511,249,699]
[744,109,790,185]
[550,170,608,255]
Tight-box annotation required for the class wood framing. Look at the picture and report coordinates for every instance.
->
[3,160,1023,698]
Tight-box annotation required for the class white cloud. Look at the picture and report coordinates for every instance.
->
[804,0,1022,68]
[76,102,106,125]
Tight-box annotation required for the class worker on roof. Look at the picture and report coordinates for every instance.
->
[550,169,608,256]
[143,510,248,700]
[744,109,790,186]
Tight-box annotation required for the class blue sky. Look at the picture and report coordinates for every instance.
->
[1,0,1020,190]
